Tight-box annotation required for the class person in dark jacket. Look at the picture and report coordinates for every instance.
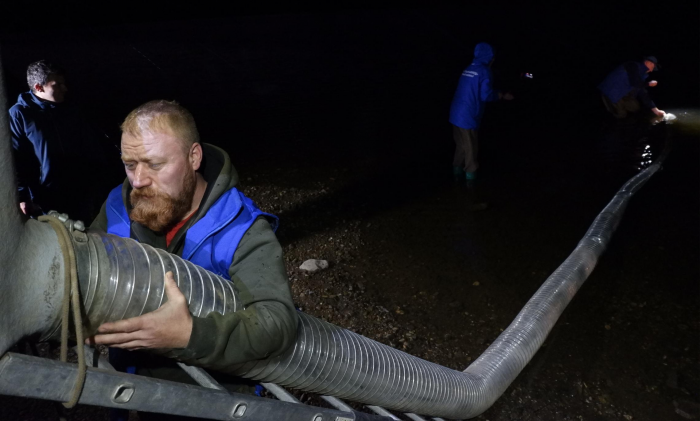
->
[449,43,513,181]
[88,101,297,418]
[9,60,106,222]
[598,56,666,119]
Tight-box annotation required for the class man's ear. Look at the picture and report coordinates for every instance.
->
[190,143,203,171]
[33,83,44,93]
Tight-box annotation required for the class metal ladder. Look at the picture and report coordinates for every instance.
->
[0,346,456,421]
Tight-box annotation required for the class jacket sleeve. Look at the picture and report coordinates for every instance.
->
[636,88,656,109]
[90,200,109,232]
[480,71,500,102]
[9,109,34,203]
[623,62,656,109]
[172,217,298,370]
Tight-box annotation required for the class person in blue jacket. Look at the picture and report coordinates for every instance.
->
[88,100,297,419]
[449,42,513,181]
[9,60,107,222]
[598,56,666,119]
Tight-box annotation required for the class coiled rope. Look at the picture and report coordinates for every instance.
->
[38,215,86,408]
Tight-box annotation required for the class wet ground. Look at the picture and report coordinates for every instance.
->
[0,7,698,421]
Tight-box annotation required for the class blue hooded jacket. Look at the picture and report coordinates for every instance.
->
[598,61,656,109]
[449,43,501,130]
[9,91,104,221]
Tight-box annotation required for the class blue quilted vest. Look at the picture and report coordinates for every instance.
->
[105,185,278,279]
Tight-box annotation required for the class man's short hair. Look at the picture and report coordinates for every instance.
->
[26,60,64,91]
[121,100,200,152]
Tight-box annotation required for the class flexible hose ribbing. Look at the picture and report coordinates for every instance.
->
[50,160,662,419]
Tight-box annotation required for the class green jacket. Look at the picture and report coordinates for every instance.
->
[91,143,298,370]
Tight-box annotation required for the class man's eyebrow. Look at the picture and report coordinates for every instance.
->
[121,155,152,163]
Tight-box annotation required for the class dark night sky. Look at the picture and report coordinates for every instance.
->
[0,1,697,188]
[2,2,698,103]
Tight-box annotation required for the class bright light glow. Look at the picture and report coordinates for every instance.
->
[662,109,700,135]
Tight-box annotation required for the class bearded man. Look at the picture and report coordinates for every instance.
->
[89,100,297,387]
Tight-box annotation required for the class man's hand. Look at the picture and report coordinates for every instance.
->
[502,92,514,101]
[648,80,658,87]
[651,107,666,117]
[87,271,193,350]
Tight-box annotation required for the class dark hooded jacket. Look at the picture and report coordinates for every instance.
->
[598,61,656,109]
[91,144,298,370]
[449,43,501,130]
[9,91,105,222]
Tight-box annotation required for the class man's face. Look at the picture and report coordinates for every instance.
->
[35,74,68,103]
[643,60,655,73]
[121,130,199,232]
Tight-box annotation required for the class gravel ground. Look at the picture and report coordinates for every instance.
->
[1,132,698,421]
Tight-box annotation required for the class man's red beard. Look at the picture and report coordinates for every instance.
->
[129,170,196,233]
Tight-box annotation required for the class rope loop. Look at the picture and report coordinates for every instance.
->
[38,215,86,409]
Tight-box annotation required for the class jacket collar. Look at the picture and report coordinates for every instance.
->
[22,91,58,110]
